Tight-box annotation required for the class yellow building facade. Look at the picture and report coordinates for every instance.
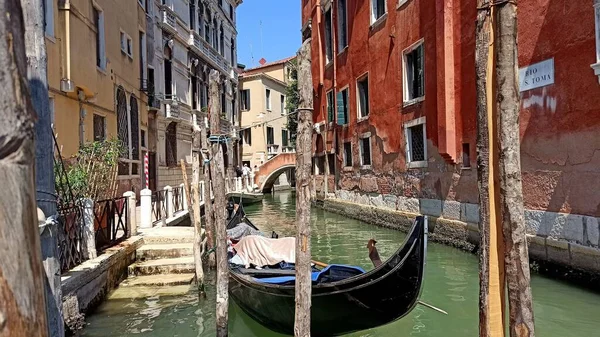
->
[46,0,150,193]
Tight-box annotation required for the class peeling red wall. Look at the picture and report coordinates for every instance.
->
[303,0,600,216]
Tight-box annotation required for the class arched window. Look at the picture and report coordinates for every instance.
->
[205,9,211,43]
[130,95,140,162]
[198,2,204,36]
[116,87,129,175]
[219,24,224,56]
[230,37,235,65]
[164,45,172,97]
[165,122,177,167]
[191,62,199,110]
[212,18,218,49]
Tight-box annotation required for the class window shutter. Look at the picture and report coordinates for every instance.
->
[417,45,424,97]
[336,92,345,124]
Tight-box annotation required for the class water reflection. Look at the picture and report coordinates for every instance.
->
[83,192,600,337]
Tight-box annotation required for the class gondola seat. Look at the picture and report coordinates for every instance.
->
[254,264,366,285]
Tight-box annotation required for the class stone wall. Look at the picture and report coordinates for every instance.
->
[157,165,193,191]
[61,237,143,332]
[324,191,600,275]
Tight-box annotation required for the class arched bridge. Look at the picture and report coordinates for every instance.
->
[254,153,296,192]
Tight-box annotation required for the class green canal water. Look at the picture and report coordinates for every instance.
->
[82,192,600,336]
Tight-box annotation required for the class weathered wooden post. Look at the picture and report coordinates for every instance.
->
[201,111,216,267]
[209,70,230,336]
[495,1,535,335]
[0,1,49,336]
[476,1,535,336]
[20,0,63,335]
[294,38,314,337]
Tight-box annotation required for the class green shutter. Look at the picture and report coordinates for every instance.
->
[336,91,346,125]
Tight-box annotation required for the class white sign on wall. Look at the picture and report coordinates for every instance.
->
[519,58,554,92]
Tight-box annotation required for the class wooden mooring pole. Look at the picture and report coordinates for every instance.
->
[209,70,230,337]
[0,1,49,336]
[476,0,535,336]
[294,38,314,337]
[201,111,216,268]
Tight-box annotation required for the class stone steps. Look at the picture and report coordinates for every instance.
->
[120,273,195,287]
[128,256,195,276]
[136,243,194,261]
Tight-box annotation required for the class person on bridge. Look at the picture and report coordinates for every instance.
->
[242,164,251,177]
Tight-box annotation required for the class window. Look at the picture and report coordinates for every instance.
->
[357,74,369,118]
[205,10,211,43]
[43,0,54,37]
[282,129,289,147]
[164,46,173,97]
[314,156,325,175]
[229,4,234,20]
[343,142,352,167]
[93,7,106,69]
[93,114,106,141]
[242,128,252,146]
[462,143,471,168]
[280,95,286,114]
[266,127,274,145]
[189,1,195,31]
[371,0,386,24]
[404,117,427,168]
[403,41,425,103]
[165,122,178,167]
[326,90,334,123]
[220,25,225,56]
[139,32,147,88]
[130,96,140,162]
[265,88,272,110]
[337,0,348,50]
[141,130,147,148]
[121,31,133,58]
[328,153,335,174]
[116,87,129,175]
[324,6,333,63]
[241,89,250,110]
[230,38,235,66]
[336,88,349,125]
[359,136,372,166]
[213,18,218,49]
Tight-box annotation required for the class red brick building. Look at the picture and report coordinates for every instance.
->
[302,0,600,251]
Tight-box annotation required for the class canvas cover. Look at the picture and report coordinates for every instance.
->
[233,235,296,268]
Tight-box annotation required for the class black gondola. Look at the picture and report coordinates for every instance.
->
[227,205,428,336]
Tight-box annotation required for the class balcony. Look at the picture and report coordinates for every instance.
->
[281,146,295,153]
[159,7,177,34]
[164,98,180,120]
[267,144,280,156]
[188,31,234,80]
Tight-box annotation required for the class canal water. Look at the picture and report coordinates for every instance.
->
[82,192,600,336]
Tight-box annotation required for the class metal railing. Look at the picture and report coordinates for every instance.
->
[172,186,184,214]
[93,197,129,252]
[56,204,85,272]
[151,190,168,224]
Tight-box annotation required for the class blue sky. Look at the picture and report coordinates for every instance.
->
[237,0,301,68]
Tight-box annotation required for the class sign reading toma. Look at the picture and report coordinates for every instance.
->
[519,58,554,92]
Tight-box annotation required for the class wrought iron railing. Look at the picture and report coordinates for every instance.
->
[172,186,184,214]
[56,204,85,272]
[94,197,129,252]
[151,190,167,223]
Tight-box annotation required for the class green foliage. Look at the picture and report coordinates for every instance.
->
[55,138,124,202]
[285,58,299,146]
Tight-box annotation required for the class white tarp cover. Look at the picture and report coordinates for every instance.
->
[233,235,296,268]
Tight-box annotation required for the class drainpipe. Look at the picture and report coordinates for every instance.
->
[78,89,86,146]
[59,0,74,92]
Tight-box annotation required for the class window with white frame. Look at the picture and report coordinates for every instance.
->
[403,40,425,103]
[371,0,386,24]
[265,88,272,110]
[359,136,372,166]
[337,0,348,50]
[343,141,352,167]
[121,31,133,58]
[324,6,333,63]
[404,117,427,168]
[43,0,54,37]
[357,74,369,118]
[93,6,106,70]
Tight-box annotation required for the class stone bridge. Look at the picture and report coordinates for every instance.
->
[254,153,296,192]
